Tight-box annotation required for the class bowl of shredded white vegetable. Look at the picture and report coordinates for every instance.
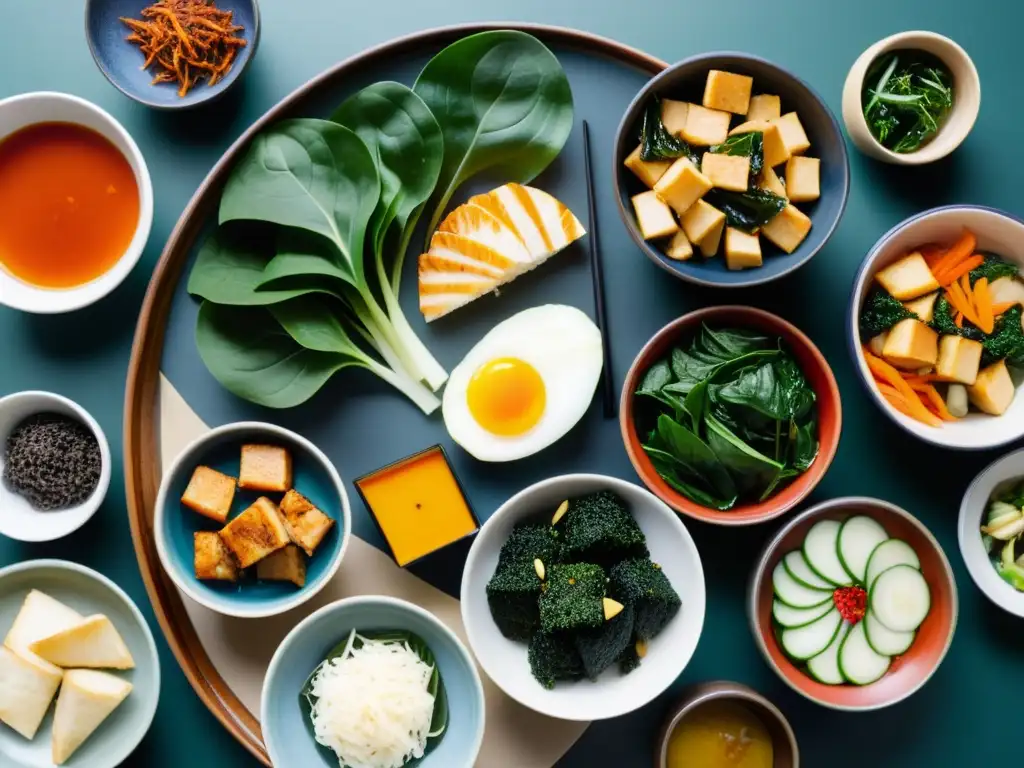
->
[261,595,484,768]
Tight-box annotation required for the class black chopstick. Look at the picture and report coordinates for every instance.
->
[582,120,616,419]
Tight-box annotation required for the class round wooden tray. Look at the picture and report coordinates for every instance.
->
[124,23,665,766]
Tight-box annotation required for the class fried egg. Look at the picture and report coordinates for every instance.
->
[442,305,603,462]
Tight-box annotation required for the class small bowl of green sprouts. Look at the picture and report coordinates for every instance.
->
[842,31,980,165]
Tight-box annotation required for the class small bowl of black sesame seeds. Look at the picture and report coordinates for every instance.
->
[0,391,110,542]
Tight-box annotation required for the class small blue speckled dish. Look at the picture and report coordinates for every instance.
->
[262,596,485,768]
[154,421,350,618]
[84,0,259,110]
[613,52,850,288]
[0,559,160,768]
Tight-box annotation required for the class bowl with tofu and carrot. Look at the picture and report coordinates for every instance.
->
[613,52,849,287]
[850,205,1024,449]
[154,421,351,618]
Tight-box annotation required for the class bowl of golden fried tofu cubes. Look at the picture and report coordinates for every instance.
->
[154,422,350,618]
[614,53,850,287]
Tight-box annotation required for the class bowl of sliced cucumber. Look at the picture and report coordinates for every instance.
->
[748,496,957,711]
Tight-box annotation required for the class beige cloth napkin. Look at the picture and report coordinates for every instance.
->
[158,374,587,767]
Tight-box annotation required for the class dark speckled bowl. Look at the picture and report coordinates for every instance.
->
[85,0,259,110]
[613,52,849,288]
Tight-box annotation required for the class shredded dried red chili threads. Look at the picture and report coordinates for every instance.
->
[833,586,867,624]
[120,0,246,98]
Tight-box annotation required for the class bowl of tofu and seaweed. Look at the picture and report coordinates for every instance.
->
[460,474,705,721]
[850,205,1024,450]
[613,52,849,288]
[154,421,350,618]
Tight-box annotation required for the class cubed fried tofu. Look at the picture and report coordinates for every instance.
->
[194,532,238,582]
[257,544,307,588]
[653,157,713,215]
[665,230,693,261]
[729,120,789,168]
[218,497,290,568]
[632,190,678,240]
[701,152,750,192]
[875,253,940,300]
[758,166,788,198]
[761,205,812,253]
[181,466,236,524]
[280,489,335,556]
[623,144,671,189]
[700,217,726,258]
[882,319,939,370]
[904,292,939,324]
[772,112,811,156]
[681,199,727,245]
[661,99,690,135]
[936,335,983,385]
[724,228,763,270]
[746,94,781,122]
[238,444,292,493]
[969,360,1016,415]
[703,70,754,115]
[785,156,820,202]
[681,104,731,146]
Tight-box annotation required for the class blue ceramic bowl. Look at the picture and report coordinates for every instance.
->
[85,0,259,109]
[613,52,850,288]
[262,596,485,767]
[154,421,350,618]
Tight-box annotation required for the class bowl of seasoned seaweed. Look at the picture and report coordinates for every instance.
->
[460,474,705,721]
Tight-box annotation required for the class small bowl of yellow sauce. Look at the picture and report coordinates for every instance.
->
[658,681,798,768]
[0,91,153,313]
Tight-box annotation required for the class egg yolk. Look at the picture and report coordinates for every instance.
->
[466,357,546,436]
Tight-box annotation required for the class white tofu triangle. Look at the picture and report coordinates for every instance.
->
[30,614,135,670]
[0,646,63,740]
[4,590,83,657]
[51,669,132,765]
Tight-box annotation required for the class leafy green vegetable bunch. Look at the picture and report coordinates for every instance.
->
[635,325,819,510]
[862,53,953,154]
[187,31,574,413]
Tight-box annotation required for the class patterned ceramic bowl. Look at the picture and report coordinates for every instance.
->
[748,497,957,711]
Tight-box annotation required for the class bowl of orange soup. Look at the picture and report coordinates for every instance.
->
[0,92,153,313]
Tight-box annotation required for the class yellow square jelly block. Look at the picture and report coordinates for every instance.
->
[758,166,787,198]
[724,228,762,270]
[701,152,750,192]
[681,199,727,245]
[665,230,693,261]
[882,318,938,370]
[661,99,691,135]
[681,104,732,146]
[761,204,812,253]
[632,190,678,240]
[703,70,754,115]
[730,120,789,168]
[653,157,713,215]
[700,217,726,258]
[936,335,983,385]
[773,112,811,156]
[785,156,820,202]
[746,94,781,122]
[623,144,671,189]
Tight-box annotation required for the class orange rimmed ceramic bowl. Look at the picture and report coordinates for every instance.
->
[620,306,842,526]
[748,497,958,711]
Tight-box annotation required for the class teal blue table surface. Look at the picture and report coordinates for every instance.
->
[1,1,1021,766]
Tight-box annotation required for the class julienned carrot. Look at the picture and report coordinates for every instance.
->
[920,243,945,268]
[955,311,964,328]
[914,383,958,421]
[993,301,1017,315]
[974,277,994,334]
[934,253,985,286]
[863,349,942,425]
[903,373,945,383]
[877,384,943,426]
[946,280,982,329]
[930,230,978,278]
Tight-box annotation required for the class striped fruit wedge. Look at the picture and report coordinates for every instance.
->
[418,183,586,321]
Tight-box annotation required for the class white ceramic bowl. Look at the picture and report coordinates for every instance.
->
[0,391,110,542]
[460,474,706,721]
[959,448,1024,617]
[849,205,1024,450]
[842,31,980,165]
[0,92,153,313]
